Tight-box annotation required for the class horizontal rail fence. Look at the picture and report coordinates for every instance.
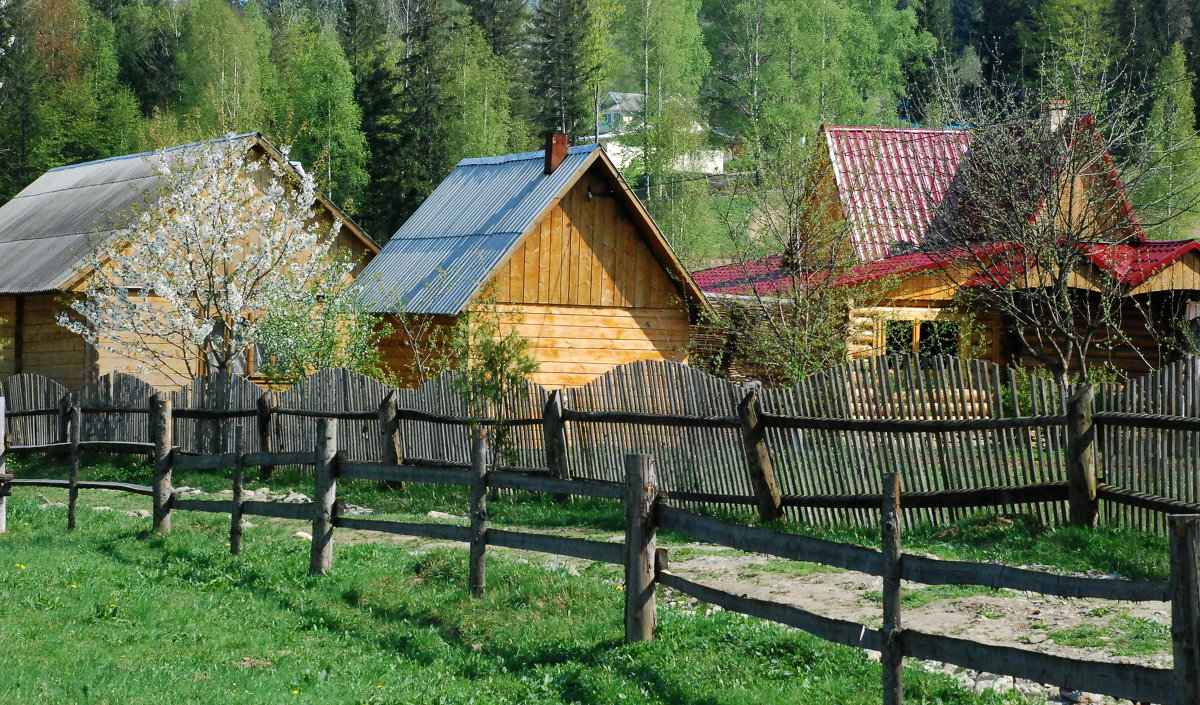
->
[4,420,1196,704]
[11,354,1200,530]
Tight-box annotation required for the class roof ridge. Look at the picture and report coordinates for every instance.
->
[46,133,260,173]
[456,143,599,167]
[824,125,968,134]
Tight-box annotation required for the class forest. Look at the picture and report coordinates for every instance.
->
[0,0,1197,265]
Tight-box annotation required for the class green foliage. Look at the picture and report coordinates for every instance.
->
[1137,42,1200,239]
[530,0,599,137]
[446,288,539,464]
[253,252,394,385]
[178,0,269,132]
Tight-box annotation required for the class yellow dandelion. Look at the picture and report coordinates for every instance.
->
[14,564,25,570]
[109,604,116,608]
[69,584,77,589]
[616,585,624,591]
[376,685,383,689]
[292,690,299,695]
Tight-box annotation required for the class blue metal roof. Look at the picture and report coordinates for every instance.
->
[356,144,601,315]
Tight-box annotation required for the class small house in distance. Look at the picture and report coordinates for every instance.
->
[0,134,379,389]
[356,135,710,389]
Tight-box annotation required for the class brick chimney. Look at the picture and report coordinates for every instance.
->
[544,132,569,175]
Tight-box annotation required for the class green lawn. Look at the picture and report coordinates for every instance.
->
[0,489,1022,705]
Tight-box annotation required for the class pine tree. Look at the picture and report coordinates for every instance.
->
[1140,42,1200,238]
[530,0,597,137]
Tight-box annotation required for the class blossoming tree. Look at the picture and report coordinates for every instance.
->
[59,136,386,385]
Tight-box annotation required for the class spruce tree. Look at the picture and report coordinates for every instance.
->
[530,0,597,137]
[461,0,527,63]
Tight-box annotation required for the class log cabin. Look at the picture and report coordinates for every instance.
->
[0,134,379,389]
[355,134,710,388]
[692,115,1200,378]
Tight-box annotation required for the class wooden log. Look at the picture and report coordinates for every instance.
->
[901,554,1169,602]
[333,517,471,542]
[67,405,79,531]
[738,391,783,522]
[393,408,542,427]
[1066,384,1098,527]
[563,409,740,429]
[657,571,885,651]
[779,482,1070,510]
[310,418,337,575]
[657,505,881,575]
[486,530,624,564]
[173,499,235,514]
[338,462,475,486]
[469,430,488,596]
[542,390,569,480]
[1094,411,1200,433]
[273,407,378,420]
[242,451,315,468]
[487,472,626,500]
[5,442,71,455]
[1170,515,1200,705]
[624,454,658,643]
[903,631,1174,704]
[880,473,903,705]
[241,501,315,521]
[761,413,1066,433]
[172,407,257,420]
[75,441,155,455]
[6,408,61,418]
[10,478,154,496]
[170,452,238,471]
[230,428,244,555]
[150,394,173,533]
[1097,485,1200,515]
[257,393,275,480]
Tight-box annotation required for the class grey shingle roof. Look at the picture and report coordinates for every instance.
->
[0,134,259,295]
[356,143,602,315]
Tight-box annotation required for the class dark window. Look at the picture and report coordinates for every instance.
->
[918,321,959,356]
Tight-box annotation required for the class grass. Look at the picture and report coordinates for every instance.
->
[0,490,1024,705]
[863,584,1016,610]
[1048,615,1170,657]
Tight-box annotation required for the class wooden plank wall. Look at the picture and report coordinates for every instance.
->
[77,373,156,443]
[2,373,67,445]
[274,368,392,461]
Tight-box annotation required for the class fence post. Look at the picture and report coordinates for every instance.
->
[150,393,174,533]
[378,390,403,466]
[56,393,70,444]
[1066,384,1098,527]
[67,405,80,531]
[0,398,7,534]
[624,454,658,643]
[230,427,244,556]
[737,390,783,522]
[469,429,489,596]
[257,392,275,480]
[310,417,338,575]
[542,390,569,480]
[881,472,904,705]
[1170,515,1200,704]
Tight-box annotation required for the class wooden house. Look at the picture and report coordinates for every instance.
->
[692,120,1200,377]
[355,135,710,389]
[0,134,379,389]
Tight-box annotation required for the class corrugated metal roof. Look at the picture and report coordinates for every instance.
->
[0,134,260,294]
[356,143,601,314]
[825,126,973,261]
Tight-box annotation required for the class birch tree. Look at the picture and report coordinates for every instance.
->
[59,136,379,384]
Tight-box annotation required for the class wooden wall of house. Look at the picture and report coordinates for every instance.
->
[6,294,92,390]
[487,164,691,388]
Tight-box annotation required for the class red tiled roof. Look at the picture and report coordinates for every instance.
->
[692,239,1200,296]
[825,126,972,260]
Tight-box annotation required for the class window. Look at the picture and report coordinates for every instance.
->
[884,319,959,356]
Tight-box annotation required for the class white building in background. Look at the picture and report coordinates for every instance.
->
[594,91,726,175]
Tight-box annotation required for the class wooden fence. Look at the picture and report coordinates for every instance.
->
[7,354,1200,530]
[2,417,1197,705]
